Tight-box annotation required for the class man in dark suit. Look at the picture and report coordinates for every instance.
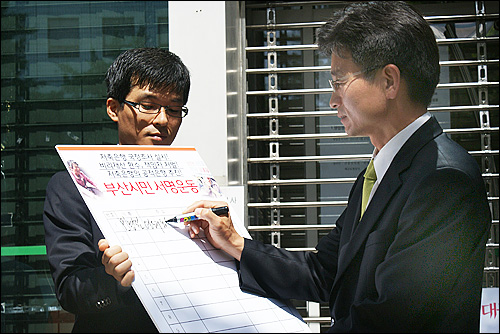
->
[182,2,491,332]
[43,48,190,333]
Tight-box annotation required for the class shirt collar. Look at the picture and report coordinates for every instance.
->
[372,112,431,182]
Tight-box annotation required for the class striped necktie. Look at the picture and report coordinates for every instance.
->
[361,159,377,218]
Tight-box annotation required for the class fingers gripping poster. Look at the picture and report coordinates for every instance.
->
[56,145,311,333]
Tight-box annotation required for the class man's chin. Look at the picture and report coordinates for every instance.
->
[146,137,173,146]
[119,136,173,146]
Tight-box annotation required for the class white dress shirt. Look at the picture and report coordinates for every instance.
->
[367,112,432,206]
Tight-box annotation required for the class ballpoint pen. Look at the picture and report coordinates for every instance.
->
[166,206,229,226]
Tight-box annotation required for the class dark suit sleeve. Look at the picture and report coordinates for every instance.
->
[238,238,335,303]
[43,171,137,315]
[237,208,349,302]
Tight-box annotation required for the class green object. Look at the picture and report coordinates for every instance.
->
[1,245,47,256]
[361,159,377,218]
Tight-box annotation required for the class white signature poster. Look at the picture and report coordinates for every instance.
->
[56,145,311,333]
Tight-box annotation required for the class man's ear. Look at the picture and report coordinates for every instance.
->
[106,98,120,122]
[382,64,400,100]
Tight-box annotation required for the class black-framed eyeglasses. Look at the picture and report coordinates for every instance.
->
[124,100,188,118]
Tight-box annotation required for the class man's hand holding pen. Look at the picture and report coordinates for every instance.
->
[183,200,245,261]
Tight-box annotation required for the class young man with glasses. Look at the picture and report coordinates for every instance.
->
[180,2,491,332]
[43,48,190,333]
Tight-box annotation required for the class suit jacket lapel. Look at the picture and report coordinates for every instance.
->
[332,116,443,287]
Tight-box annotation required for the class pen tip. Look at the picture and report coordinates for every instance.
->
[166,218,176,223]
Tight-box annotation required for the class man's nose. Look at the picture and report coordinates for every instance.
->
[152,107,170,124]
[329,92,341,109]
